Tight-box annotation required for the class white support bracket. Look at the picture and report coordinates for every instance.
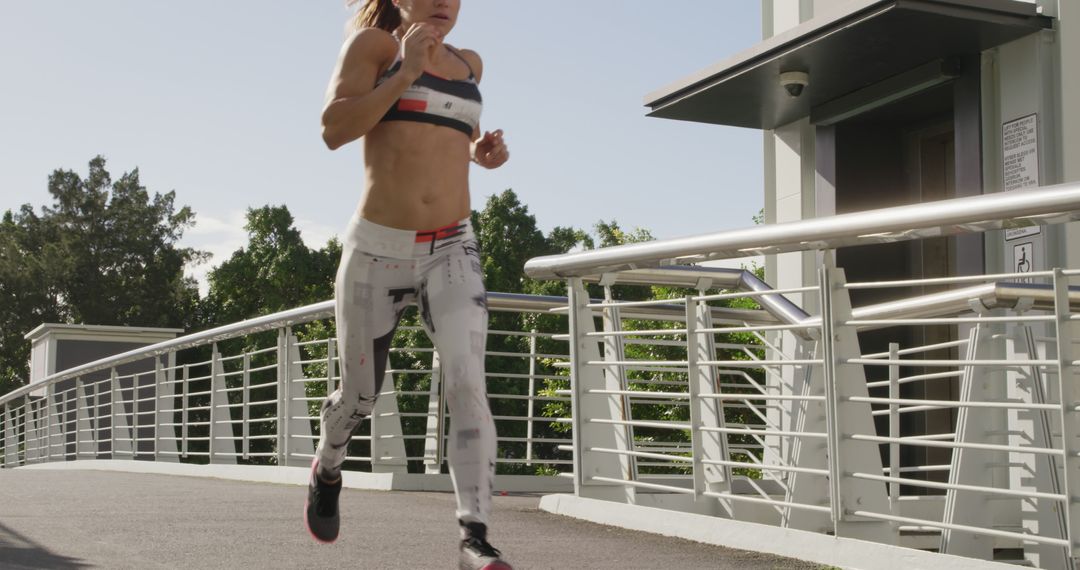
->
[686,295,734,518]
[941,324,1004,560]
[154,356,179,462]
[819,255,895,544]
[568,277,635,503]
[285,332,315,467]
[75,380,96,460]
[3,402,18,467]
[110,368,133,459]
[423,350,446,474]
[371,369,408,474]
[783,340,831,532]
[601,284,637,484]
[208,346,237,464]
[47,383,65,462]
[1006,324,1069,569]
[1052,269,1080,566]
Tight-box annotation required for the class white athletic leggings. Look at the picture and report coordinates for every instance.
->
[315,213,496,525]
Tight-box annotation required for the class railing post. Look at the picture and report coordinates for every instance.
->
[424,349,446,474]
[59,384,68,461]
[90,381,100,457]
[109,370,117,459]
[1007,324,1069,568]
[181,363,190,459]
[781,335,831,532]
[284,329,315,467]
[686,294,734,517]
[818,254,894,543]
[154,357,179,462]
[24,397,35,463]
[371,367,408,474]
[75,379,95,459]
[599,279,637,484]
[44,383,54,463]
[1052,268,1080,566]
[242,350,251,461]
[326,337,337,397]
[888,342,900,514]
[3,403,15,467]
[276,329,288,466]
[209,344,236,464]
[109,368,127,459]
[941,324,1000,560]
[526,330,537,467]
[23,395,33,465]
[22,397,32,464]
[567,277,634,503]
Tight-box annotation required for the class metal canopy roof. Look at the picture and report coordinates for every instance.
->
[644,0,1052,130]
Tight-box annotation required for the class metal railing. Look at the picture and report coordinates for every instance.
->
[522,182,1080,569]
[0,293,580,478]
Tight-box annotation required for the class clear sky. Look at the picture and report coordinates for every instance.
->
[0,1,764,291]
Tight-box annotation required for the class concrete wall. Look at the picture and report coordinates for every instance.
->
[1058,1,1080,269]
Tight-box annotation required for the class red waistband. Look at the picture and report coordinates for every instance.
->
[414,222,467,243]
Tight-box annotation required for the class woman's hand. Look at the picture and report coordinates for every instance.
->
[400,23,441,81]
[472,130,509,169]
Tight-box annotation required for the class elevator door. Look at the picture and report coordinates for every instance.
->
[832,82,959,490]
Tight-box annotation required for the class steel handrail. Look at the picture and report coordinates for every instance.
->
[0,292,561,405]
[523,182,1080,279]
[0,290,778,406]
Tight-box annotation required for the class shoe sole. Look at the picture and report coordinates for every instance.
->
[304,457,338,545]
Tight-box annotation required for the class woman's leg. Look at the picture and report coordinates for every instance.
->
[417,239,496,526]
[316,247,414,479]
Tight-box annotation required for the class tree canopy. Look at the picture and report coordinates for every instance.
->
[200,205,340,328]
[0,156,201,396]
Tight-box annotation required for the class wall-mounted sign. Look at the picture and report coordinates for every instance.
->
[1003,114,1041,241]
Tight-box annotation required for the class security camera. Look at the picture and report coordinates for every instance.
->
[780,71,809,98]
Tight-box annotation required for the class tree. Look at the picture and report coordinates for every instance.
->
[201,205,340,327]
[0,156,202,397]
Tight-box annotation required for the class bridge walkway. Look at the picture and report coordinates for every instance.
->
[0,469,817,569]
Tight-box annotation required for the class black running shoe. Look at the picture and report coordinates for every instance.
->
[304,458,341,544]
[459,522,512,570]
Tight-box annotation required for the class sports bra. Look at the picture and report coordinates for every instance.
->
[376,46,482,137]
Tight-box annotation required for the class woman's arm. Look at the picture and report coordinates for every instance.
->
[460,50,509,169]
[321,25,440,150]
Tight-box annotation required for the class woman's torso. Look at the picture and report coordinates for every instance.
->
[359,42,480,231]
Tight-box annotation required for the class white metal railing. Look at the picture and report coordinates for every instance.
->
[0,293,580,478]
[522,183,1080,570]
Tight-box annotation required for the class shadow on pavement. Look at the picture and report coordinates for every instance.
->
[0,521,90,569]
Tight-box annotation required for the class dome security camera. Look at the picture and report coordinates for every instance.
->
[780,71,809,98]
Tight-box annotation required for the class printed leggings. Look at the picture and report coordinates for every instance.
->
[315,214,496,525]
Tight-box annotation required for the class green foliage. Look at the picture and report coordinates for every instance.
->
[194,205,343,464]
[201,205,340,327]
[0,156,202,397]
[532,218,769,477]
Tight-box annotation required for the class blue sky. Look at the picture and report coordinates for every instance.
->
[0,1,764,290]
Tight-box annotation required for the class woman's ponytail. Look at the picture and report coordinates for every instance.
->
[348,0,402,33]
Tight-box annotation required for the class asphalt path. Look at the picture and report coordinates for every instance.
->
[0,469,819,569]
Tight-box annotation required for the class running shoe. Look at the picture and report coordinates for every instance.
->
[459,522,512,570]
[304,458,341,544]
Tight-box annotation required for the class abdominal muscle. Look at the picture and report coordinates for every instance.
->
[359,121,472,231]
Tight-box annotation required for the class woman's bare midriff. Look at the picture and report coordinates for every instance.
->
[359,121,472,231]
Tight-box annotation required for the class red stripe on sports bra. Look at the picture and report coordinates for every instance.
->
[398,99,427,112]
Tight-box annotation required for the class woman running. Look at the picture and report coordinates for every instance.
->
[303,1,511,568]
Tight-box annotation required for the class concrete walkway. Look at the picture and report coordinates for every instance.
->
[0,469,819,569]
